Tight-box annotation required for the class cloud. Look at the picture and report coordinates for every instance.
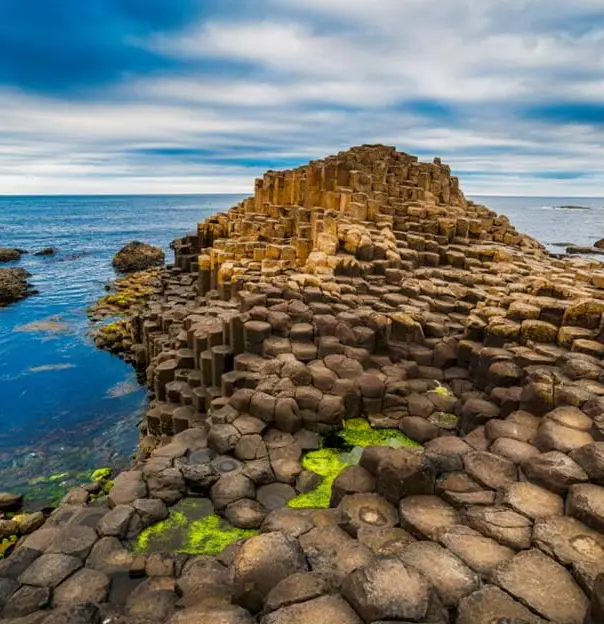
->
[0,0,603,195]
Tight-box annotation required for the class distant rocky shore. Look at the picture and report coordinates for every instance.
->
[2,145,604,624]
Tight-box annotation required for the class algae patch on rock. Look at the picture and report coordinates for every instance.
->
[288,418,420,509]
[132,498,257,556]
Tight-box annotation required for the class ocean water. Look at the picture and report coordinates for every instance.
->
[0,193,602,506]
[471,196,604,253]
[0,194,244,506]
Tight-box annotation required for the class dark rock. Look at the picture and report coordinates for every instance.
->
[1,585,50,618]
[356,526,416,556]
[342,556,430,622]
[126,577,177,621]
[0,268,36,306]
[112,241,164,273]
[19,553,82,588]
[52,568,110,607]
[463,451,517,490]
[0,248,22,263]
[330,466,376,507]
[211,474,255,510]
[43,603,102,624]
[0,492,23,512]
[0,548,42,579]
[260,509,314,538]
[231,532,308,613]
[521,450,589,495]
[33,247,57,257]
[570,442,604,484]
[0,577,20,611]
[108,471,147,507]
[256,483,296,510]
[86,537,134,574]
[47,525,98,559]
[566,484,604,533]
[225,499,267,529]
[132,498,169,527]
[176,556,232,609]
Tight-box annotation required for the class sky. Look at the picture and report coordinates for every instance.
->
[1,0,604,196]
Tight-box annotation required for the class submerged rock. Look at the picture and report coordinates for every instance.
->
[33,247,57,257]
[0,268,36,306]
[112,241,165,273]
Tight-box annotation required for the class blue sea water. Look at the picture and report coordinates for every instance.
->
[0,193,602,505]
[0,194,244,505]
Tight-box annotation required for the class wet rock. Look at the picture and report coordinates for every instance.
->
[43,603,102,624]
[52,568,110,607]
[33,247,57,257]
[264,572,332,613]
[0,577,19,611]
[0,268,36,307]
[491,549,589,623]
[256,483,296,510]
[19,554,81,588]
[1,585,50,618]
[0,248,22,263]
[457,585,545,624]
[0,492,23,512]
[342,556,430,622]
[0,548,42,579]
[231,532,308,612]
[262,595,362,624]
[112,241,164,273]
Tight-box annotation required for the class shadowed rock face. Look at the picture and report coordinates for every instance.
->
[0,248,23,263]
[112,241,165,273]
[6,145,604,623]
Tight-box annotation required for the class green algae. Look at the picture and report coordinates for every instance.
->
[91,467,112,482]
[0,535,17,560]
[287,418,420,510]
[132,498,257,557]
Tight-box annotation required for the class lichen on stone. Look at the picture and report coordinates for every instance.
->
[132,498,257,556]
[91,467,112,482]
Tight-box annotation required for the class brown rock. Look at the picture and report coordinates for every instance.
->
[399,494,460,539]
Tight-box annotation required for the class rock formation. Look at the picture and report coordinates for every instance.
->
[0,267,36,307]
[0,248,23,263]
[3,145,604,623]
[112,241,165,274]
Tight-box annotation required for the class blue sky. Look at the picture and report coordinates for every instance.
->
[1,0,604,195]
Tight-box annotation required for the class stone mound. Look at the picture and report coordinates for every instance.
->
[112,241,165,274]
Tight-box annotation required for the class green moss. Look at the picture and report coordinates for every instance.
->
[287,418,419,510]
[132,498,257,557]
[432,384,452,397]
[288,448,350,509]
[340,418,418,449]
[0,535,17,560]
[91,467,112,482]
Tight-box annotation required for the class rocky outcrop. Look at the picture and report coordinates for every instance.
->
[0,268,36,307]
[0,248,23,263]
[112,241,165,274]
[33,247,57,257]
[5,145,604,623]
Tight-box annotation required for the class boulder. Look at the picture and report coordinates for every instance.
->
[262,595,362,624]
[0,268,35,306]
[231,532,308,612]
[342,557,430,622]
[0,248,22,263]
[112,241,165,273]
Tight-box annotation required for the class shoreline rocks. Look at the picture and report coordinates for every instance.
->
[6,145,604,623]
[0,268,37,307]
[0,248,23,263]
[112,241,165,274]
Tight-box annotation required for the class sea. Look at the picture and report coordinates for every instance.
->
[0,194,602,506]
